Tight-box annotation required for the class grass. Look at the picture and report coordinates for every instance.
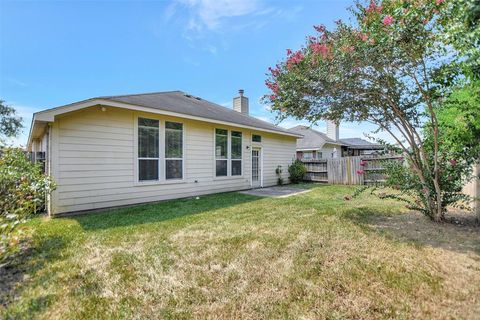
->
[1,184,479,319]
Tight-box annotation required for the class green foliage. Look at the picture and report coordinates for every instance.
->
[0,148,55,266]
[276,165,284,185]
[288,160,306,184]
[438,0,480,80]
[0,100,23,141]
[434,82,480,159]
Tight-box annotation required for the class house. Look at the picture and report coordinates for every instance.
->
[289,125,343,160]
[289,121,384,160]
[27,90,301,216]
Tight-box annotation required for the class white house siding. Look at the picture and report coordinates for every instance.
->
[49,106,296,215]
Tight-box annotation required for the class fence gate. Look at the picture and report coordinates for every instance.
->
[327,157,363,185]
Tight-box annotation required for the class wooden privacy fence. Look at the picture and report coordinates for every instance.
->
[302,155,402,185]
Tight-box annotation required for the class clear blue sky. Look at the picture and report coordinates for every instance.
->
[0,0,387,146]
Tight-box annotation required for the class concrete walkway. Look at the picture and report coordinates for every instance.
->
[240,186,311,198]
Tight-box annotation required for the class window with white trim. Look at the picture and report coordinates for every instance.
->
[138,118,160,181]
[215,129,228,176]
[165,121,183,180]
[231,131,242,176]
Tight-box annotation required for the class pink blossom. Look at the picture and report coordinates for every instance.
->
[422,187,429,194]
[268,66,280,77]
[360,160,367,166]
[286,50,304,69]
[450,159,457,167]
[366,1,383,14]
[356,169,365,175]
[340,45,355,53]
[383,15,394,26]
[310,43,330,59]
[314,24,326,33]
[269,94,276,101]
[359,33,369,42]
[286,48,292,56]
[436,0,445,5]
[265,81,279,94]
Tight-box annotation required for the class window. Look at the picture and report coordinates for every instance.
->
[252,134,262,142]
[317,151,323,159]
[165,122,183,180]
[215,129,228,176]
[303,151,313,160]
[138,118,159,181]
[231,131,242,176]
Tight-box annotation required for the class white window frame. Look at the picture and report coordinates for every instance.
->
[214,128,229,177]
[164,121,185,181]
[214,128,243,179]
[134,115,186,185]
[137,117,161,182]
[231,130,242,176]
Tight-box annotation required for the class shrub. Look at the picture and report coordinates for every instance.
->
[288,160,306,184]
[276,165,284,185]
[0,148,55,265]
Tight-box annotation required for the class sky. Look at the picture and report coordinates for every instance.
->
[0,0,391,146]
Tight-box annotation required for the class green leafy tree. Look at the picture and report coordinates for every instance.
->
[263,0,477,221]
[0,100,23,142]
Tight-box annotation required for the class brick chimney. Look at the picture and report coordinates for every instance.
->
[233,89,249,115]
[326,120,339,141]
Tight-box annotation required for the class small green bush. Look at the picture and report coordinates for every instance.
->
[288,160,306,184]
[0,148,55,265]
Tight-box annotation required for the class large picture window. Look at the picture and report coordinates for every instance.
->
[165,121,183,180]
[138,118,159,181]
[215,129,228,176]
[231,131,242,176]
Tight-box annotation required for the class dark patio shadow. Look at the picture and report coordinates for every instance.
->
[343,207,480,255]
[70,192,261,231]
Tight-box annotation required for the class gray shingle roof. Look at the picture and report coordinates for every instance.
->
[98,91,297,136]
[339,138,383,149]
[288,125,342,150]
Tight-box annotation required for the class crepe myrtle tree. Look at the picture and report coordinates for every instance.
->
[263,0,473,222]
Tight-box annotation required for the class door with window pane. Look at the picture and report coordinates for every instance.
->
[251,148,262,188]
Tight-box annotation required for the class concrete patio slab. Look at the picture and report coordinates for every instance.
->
[239,186,311,198]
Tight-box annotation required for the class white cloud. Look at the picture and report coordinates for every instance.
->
[177,0,261,31]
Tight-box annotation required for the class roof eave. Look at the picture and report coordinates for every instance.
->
[33,98,303,138]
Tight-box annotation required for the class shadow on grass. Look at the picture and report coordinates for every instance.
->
[343,207,480,256]
[0,235,68,316]
[71,192,261,231]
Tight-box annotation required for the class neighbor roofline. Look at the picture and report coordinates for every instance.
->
[28,98,303,142]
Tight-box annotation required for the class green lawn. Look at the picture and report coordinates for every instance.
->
[1,185,479,319]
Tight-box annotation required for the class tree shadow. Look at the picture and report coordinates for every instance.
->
[0,235,67,316]
[70,192,261,231]
[343,207,480,255]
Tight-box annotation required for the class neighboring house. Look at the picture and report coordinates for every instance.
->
[28,90,301,216]
[290,121,384,160]
[339,138,384,157]
[289,125,343,160]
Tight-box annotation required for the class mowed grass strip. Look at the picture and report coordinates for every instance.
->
[1,185,479,319]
